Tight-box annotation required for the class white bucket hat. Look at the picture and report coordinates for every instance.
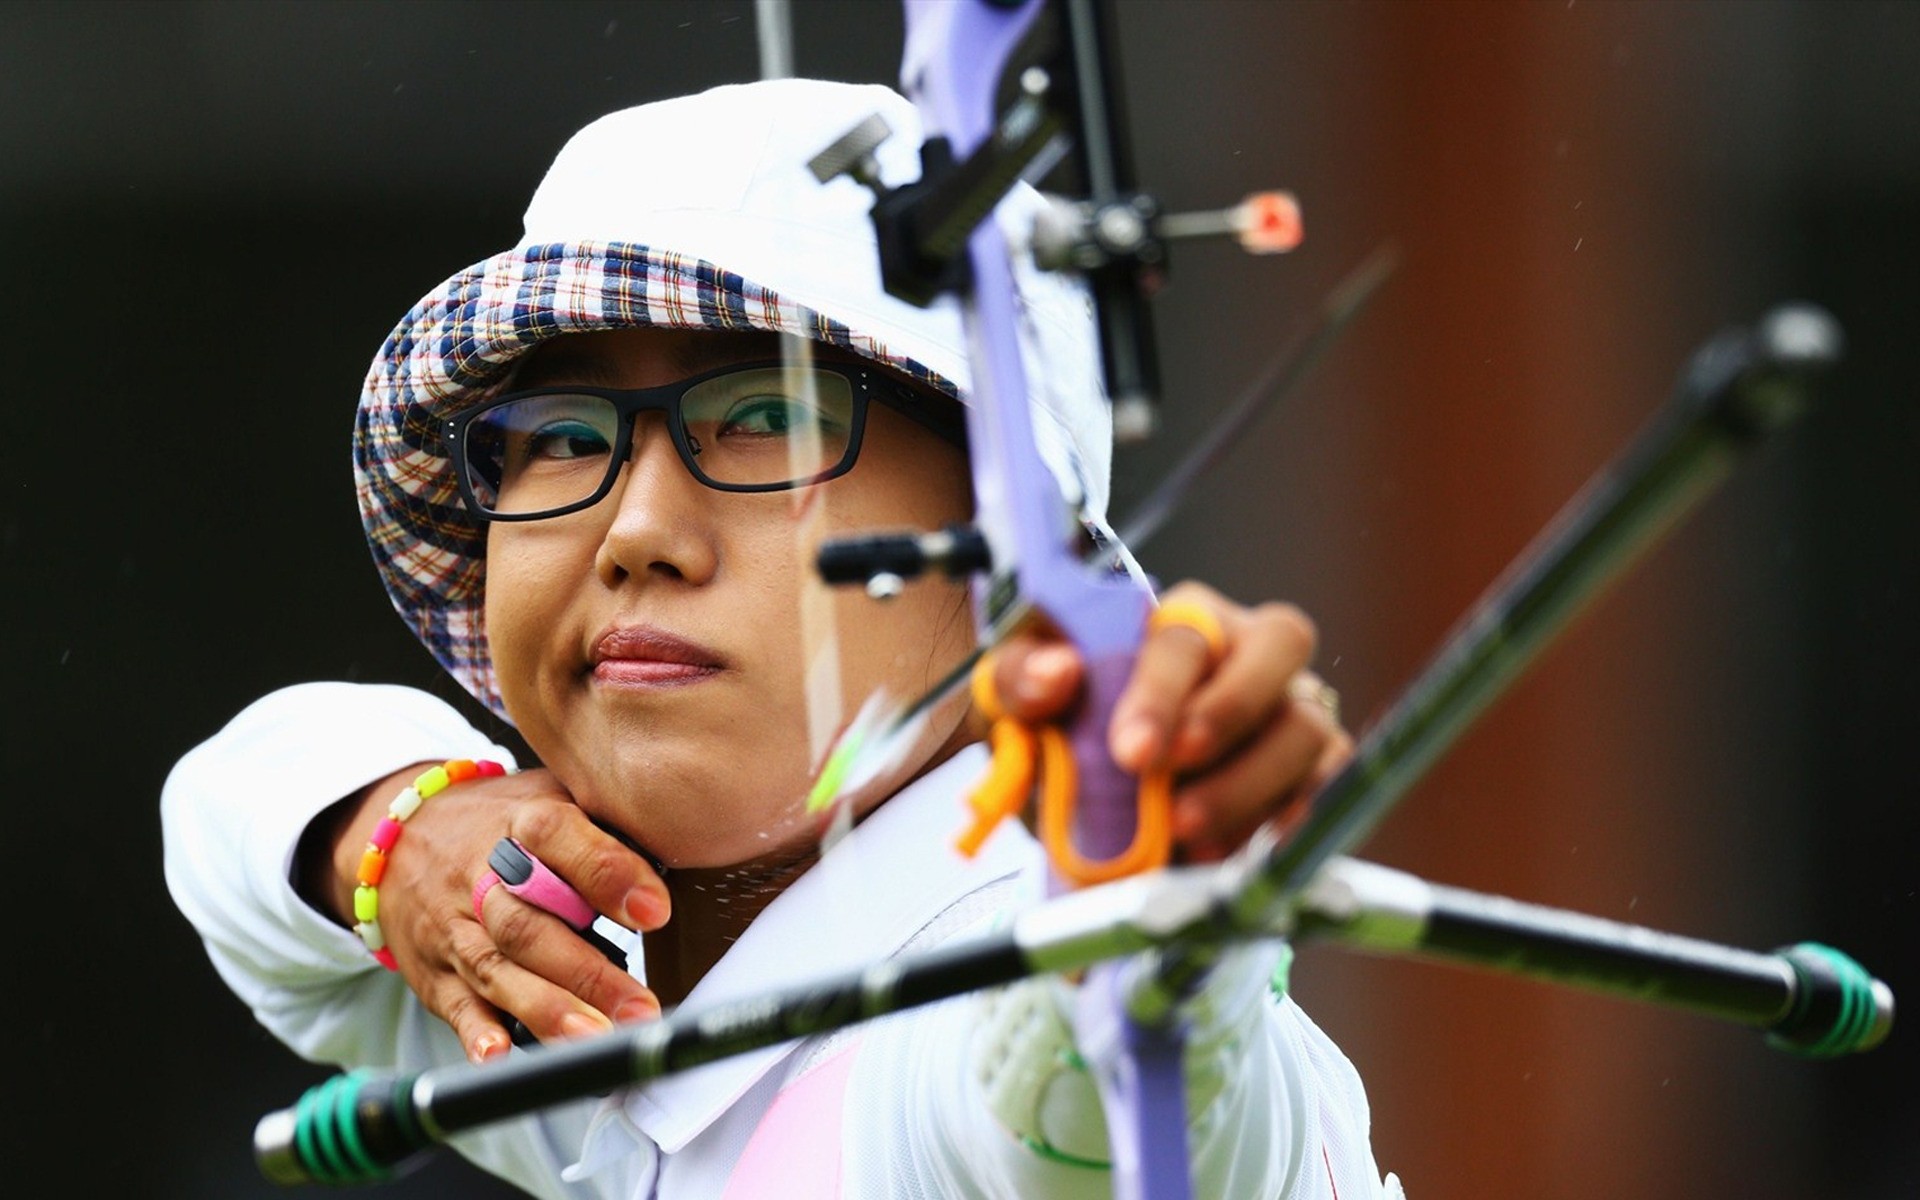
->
[353,78,1117,717]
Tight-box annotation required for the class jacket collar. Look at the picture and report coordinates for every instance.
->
[571,742,1038,1167]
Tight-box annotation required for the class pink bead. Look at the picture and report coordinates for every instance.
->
[370,816,404,852]
[372,947,399,972]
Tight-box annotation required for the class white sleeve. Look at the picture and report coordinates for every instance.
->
[840,943,1399,1199]
[160,682,517,1070]
[162,682,623,1200]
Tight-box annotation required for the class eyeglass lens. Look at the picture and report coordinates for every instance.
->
[461,367,859,516]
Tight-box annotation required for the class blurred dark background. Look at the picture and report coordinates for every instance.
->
[4,1,1914,1196]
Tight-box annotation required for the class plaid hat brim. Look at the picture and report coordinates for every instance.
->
[353,240,955,719]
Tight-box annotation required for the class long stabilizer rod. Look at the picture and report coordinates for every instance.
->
[1128,304,1848,1015]
[1293,858,1893,1056]
[253,853,1890,1187]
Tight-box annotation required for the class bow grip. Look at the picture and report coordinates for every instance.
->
[1055,649,1156,891]
[1038,580,1163,891]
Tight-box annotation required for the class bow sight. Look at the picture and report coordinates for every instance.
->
[808,0,1299,598]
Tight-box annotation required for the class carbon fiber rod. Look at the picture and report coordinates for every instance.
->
[252,870,1198,1187]
[1292,858,1893,1056]
[1130,304,1846,1013]
[253,849,1892,1186]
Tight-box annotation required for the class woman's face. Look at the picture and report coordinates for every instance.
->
[484,328,975,867]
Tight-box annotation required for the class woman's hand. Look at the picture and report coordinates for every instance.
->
[990,580,1349,862]
[302,766,668,1062]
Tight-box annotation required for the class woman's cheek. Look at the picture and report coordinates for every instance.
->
[483,531,577,743]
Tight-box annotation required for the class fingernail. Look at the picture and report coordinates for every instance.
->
[1017,645,1077,703]
[623,886,670,930]
[1113,718,1160,769]
[470,1033,509,1064]
[615,995,661,1024]
[561,1011,611,1040]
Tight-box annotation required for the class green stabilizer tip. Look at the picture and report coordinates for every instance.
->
[332,1072,381,1180]
[807,728,864,814]
[297,1076,348,1184]
[292,1073,390,1185]
[1766,942,1886,1059]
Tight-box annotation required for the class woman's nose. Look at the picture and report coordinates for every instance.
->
[593,416,718,586]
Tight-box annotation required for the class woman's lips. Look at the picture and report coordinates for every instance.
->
[590,626,726,687]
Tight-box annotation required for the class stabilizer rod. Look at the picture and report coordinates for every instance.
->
[253,852,1891,1186]
[1128,304,1846,1015]
[1295,858,1893,1057]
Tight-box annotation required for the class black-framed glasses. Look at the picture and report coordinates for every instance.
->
[445,360,965,522]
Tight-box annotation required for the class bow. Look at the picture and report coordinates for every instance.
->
[248,2,1894,1191]
[821,5,1200,1191]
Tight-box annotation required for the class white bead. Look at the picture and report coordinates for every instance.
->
[354,921,386,953]
[388,786,423,822]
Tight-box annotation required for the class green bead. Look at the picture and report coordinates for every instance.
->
[353,885,380,924]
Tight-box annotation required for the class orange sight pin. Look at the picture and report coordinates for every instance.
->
[1237,191,1303,254]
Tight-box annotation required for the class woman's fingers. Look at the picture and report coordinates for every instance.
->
[440,918,621,1056]
[1109,583,1317,777]
[475,886,661,1038]
[1163,598,1316,770]
[1173,697,1350,859]
[1108,602,1221,771]
[994,583,1251,772]
[411,873,660,1064]
[983,580,1346,863]
[423,962,515,1064]
[363,766,667,1061]
[990,634,1084,723]
[500,799,672,934]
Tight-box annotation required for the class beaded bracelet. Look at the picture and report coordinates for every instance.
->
[352,757,508,970]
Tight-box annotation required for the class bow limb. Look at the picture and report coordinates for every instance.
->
[902,4,1190,1198]
[896,0,1162,889]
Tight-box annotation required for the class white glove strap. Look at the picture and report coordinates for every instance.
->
[972,942,1286,1167]
[973,977,1111,1165]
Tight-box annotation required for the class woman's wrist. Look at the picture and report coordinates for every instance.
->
[294,761,436,927]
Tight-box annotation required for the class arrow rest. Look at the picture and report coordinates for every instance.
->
[815,524,994,599]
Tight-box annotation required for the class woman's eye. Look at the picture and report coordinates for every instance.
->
[523,420,611,460]
[718,395,832,438]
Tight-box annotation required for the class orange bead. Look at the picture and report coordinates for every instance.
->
[357,846,388,887]
[445,759,479,783]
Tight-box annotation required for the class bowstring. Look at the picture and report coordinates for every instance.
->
[757,2,859,855]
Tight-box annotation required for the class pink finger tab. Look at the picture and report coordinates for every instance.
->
[487,838,596,930]
[471,869,503,921]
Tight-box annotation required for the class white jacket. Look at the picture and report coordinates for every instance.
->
[162,682,1399,1199]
